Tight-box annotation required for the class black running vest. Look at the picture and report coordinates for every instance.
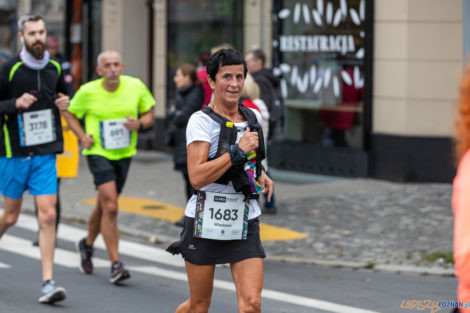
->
[202,103,265,198]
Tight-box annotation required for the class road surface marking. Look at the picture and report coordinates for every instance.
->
[0,262,10,268]
[131,266,380,313]
[82,196,308,241]
[0,229,378,313]
[1,234,109,268]
[1,210,184,267]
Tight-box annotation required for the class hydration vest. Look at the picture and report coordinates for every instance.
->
[202,103,266,198]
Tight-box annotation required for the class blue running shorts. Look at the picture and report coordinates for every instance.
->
[0,154,57,199]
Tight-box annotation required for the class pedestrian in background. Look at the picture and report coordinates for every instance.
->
[0,52,9,64]
[0,13,70,303]
[245,48,284,140]
[168,63,204,227]
[452,62,470,313]
[167,48,274,313]
[63,50,155,284]
[245,48,282,213]
[196,51,211,108]
[241,73,270,173]
[45,35,74,96]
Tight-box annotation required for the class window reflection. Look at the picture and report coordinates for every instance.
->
[276,0,366,148]
[166,0,243,103]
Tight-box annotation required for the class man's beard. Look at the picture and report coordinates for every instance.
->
[25,40,45,60]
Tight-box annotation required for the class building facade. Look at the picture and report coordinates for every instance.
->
[1,0,463,182]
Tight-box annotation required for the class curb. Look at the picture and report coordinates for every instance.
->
[266,255,455,276]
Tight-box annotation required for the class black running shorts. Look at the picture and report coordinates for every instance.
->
[167,216,266,265]
[86,155,131,194]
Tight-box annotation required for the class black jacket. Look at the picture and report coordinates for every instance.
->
[167,84,204,166]
[0,55,68,157]
[251,68,284,122]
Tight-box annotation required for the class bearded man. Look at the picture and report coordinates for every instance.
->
[0,13,70,304]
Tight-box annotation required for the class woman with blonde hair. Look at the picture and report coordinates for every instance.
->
[242,74,269,141]
[453,63,470,313]
[241,73,277,214]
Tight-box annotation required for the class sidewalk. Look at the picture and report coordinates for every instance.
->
[16,151,454,275]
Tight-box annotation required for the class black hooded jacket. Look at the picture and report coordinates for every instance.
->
[251,68,283,122]
[0,55,68,157]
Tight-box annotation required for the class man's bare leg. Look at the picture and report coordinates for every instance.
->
[85,193,103,246]
[97,181,120,263]
[0,196,22,239]
[36,194,57,281]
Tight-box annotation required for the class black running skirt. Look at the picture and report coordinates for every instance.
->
[167,216,266,265]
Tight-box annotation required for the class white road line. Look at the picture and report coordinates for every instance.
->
[3,211,184,267]
[0,211,380,313]
[0,262,10,268]
[130,266,380,313]
[1,234,109,268]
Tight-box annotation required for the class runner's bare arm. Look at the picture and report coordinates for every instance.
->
[54,92,69,111]
[188,128,260,190]
[258,171,274,202]
[123,108,154,131]
[61,110,94,149]
[139,108,155,129]
[15,93,37,110]
[187,141,232,190]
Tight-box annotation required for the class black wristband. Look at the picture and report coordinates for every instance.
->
[227,144,246,166]
[139,121,144,131]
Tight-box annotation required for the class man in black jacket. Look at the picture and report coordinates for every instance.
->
[245,48,284,140]
[245,48,280,214]
[0,13,69,304]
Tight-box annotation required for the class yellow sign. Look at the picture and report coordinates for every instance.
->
[56,116,79,178]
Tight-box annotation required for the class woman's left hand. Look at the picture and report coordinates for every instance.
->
[258,171,274,202]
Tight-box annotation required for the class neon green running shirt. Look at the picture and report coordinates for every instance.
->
[68,75,155,160]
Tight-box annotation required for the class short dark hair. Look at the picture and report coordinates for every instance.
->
[248,49,266,66]
[206,49,247,81]
[18,13,45,33]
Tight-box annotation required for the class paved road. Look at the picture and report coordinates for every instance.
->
[0,212,459,313]
[5,151,454,275]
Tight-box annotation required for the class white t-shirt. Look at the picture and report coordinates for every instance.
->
[184,109,263,220]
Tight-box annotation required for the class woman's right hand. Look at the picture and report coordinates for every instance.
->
[238,127,259,154]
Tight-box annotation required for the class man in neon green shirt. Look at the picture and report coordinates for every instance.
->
[63,50,155,284]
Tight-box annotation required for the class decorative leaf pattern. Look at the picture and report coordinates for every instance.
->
[276,1,366,99]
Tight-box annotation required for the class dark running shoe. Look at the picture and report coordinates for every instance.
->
[110,260,130,284]
[76,238,94,274]
[38,280,67,304]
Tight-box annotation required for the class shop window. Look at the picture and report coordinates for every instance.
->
[273,0,371,149]
[167,0,243,103]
